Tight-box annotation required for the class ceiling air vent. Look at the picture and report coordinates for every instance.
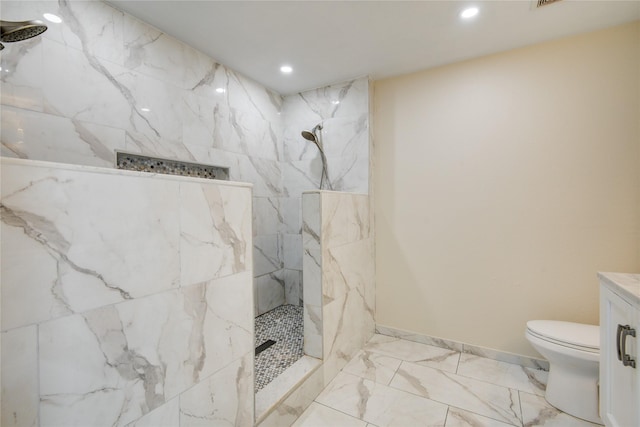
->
[536,0,562,7]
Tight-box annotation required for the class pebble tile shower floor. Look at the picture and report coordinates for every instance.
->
[255,304,304,392]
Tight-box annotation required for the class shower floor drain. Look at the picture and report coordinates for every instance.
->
[254,304,303,392]
[255,339,276,356]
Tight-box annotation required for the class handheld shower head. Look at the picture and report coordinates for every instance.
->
[0,20,48,43]
[301,130,317,143]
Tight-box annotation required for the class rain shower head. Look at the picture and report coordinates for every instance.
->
[0,19,48,43]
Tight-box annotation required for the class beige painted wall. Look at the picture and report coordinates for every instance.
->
[374,22,640,357]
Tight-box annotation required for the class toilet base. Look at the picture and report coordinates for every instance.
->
[545,361,602,425]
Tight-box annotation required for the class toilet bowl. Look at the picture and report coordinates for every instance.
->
[525,320,602,424]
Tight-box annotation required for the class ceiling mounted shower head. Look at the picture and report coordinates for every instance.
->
[0,20,48,43]
[301,130,317,143]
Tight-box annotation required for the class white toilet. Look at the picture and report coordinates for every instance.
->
[525,320,602,424]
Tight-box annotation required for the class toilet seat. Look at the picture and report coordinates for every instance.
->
[526,320,599,353]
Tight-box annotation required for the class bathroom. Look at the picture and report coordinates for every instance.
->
[1,1,639,426]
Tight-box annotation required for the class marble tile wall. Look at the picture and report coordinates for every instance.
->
[1,0,372,318]
[0,158,254,427]
[281,78,371,305]
[0,0,285,317]
[259,190,374,426]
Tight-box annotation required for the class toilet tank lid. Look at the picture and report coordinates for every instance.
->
[527,320,599,350]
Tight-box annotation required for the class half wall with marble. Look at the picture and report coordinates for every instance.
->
[0,158,254,427]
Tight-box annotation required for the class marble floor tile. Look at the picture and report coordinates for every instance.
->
[389,361,522,426]
[342,349,402,385]
[364,334,460,373]
[293,402,367,427]
[445,407,516,427]
[457,353,548,396]
[519,392,602,427]
[316,371,448,427]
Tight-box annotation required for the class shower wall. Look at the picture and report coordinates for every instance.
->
[280,79,371,308]
[0,0,284,317]
[1,158,254,426]
[0,0,372,320]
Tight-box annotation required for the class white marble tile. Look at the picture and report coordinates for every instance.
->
[127,397,179,427]
[323,238,375,306]
[282,197,302,234]
[283,159,324,195]
[519,392,602,426]
[316,372,448,427]
[389,362,522,426]
[1,325,39,427]
[180,91,216,149]
[457,353,547,396]
[1,163,181,330]
[1,105,126,166]
[256,271,286,316]
[364,335,460,373]
[180,353,253,427]
[257,367,325,427]
[285,268,303,306]
[0,36,44,112]
[38,272,252,427]
[179,182,252,287]
[254,234,283,277]
[123,14,212,89]
[41,38,131,130]
[293,402,367,427]
[322,291,373,383]
[31,0,125,65]
[304,303,323,359]
[342,350,402,386]
[284,233,303,270]
[445,407,515,427]
[463,345,549,371]
[374,326,464,353]
[253,197,284,237]
[256,355,321,419]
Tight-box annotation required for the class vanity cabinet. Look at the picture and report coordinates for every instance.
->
[599,273,640,427]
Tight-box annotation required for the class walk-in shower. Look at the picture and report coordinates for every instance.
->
[302,124,333,190]
[0,19,48,50]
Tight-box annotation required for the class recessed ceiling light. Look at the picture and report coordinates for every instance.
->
[43,13,62,23]
[331,100,340,105]
[460,7,479,19]
[280,65,293,74]
[215,87,226,94]
[140,107,150,112]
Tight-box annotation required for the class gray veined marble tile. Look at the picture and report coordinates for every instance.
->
[1,325,39,427]
[179,353,253,427]
[342,349,402,386]
[180,182,252,287]
[389,362,522,426]
[256,270,286,316]
[284,268,303,306]
[316,371,448,427]
[126,397,179,427]
[293,402,367,427]
[253,234,283,277]
[457,353,547,396]
[445,407,516,427]
[1,164,182,330]
[374,326,464,352]
[284,233,303,270]
[519,392,602,427]
[364,334,460,373]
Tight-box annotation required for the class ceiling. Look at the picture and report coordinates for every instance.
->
[107,0,640,95]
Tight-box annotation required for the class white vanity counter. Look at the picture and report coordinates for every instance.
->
[598,272,640,307]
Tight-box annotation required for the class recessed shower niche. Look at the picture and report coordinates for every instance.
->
[116,151,230,180]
